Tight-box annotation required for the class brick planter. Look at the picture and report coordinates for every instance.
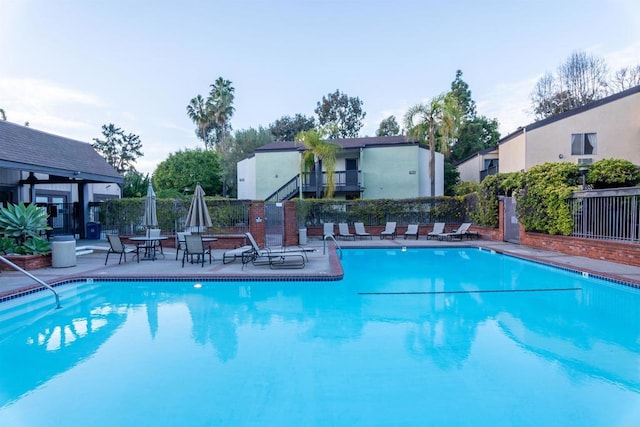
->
[1,254,52,271]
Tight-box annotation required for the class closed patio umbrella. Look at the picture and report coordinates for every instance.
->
[184,182,212,232]
[144,183,158,229]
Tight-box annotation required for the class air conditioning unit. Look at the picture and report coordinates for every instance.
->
[577,158,593,166]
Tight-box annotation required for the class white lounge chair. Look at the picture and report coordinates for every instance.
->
[354,222,372,239]
[338,223,356,240]
[380,222,397,239]
[437,223,472,240]
[427,223,445,240]
[323,223,335,239]
[404,224,419,240]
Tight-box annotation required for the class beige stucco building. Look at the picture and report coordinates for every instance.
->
[457,85,640,181]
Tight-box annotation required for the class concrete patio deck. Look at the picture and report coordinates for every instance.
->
[1,236,639,300]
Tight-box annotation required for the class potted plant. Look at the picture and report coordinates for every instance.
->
[0,202,53,270]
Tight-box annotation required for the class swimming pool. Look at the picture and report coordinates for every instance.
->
[0,248,639,426]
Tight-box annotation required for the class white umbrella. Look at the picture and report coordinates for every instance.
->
[185,182,212,232]
[144,183,158,229]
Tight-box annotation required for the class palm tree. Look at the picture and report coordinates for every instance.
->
[404,93,461,197]
[186,95,213,149]
[209,77,235,151]
[296,129,340,198]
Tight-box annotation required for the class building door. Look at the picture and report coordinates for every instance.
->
[36,195,70,236]
[264,202,284,247]
[345,158,358,187]
[504,197,520,243]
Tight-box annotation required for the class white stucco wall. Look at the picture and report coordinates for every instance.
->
[236,156,256,200]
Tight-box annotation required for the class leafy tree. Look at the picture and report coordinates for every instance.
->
[610,65,640,92]
[450,116,500,162]
[92,124,143,173]
[314,90,366,139]
[404,93,462,196]
[122,170,150,198]
[269,114,315,141]
[450,70,476,119]
[296,129,340,198]
[447,70,500,163]
[443,159,460,196]
[153,149,222,196]
[530,51,609,120]
[376,115,400,136]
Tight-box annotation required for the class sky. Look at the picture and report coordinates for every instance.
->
[1,0,639,175]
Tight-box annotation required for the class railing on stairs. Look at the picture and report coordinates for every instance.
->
[265,175,300,202]
[0,255,61,309]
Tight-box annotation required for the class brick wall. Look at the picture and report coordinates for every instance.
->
[249,201,265,248]
[283,201,299,246]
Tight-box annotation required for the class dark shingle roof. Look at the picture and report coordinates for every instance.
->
[256,135,417,152]
[0,120,123,183]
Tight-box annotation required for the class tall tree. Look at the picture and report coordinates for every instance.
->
[530,51,609,120]
[450,116,500,162]
[269,114,315,141]
[314,90,366,139]
[376,115,400,136]
[153,148,222,196]
[296,129,340,198]
[92,124,143,173]
[404,93,462,197]
[0,108,6,121]
[450,70,476,119]
[186,94,214,148]
[610,65,640,92]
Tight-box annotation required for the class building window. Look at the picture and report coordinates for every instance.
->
[571,133,596,155]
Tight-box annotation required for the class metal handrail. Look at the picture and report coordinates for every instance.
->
[0,255,61,309]
[323,234,342,258]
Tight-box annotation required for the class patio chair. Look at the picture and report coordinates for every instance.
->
[175,231,191,260]
[222,244,253,264]
[427,222,446,240]
[380,222,397,239]
[182,234,213,267]
[437,223,472,241]
[244,232,307,269]
[404,224,419,240]
[105,234,139,265]
[323,223,335,240]
[338,223,356,240]
[354,222,372,239]
[145,228,164,257]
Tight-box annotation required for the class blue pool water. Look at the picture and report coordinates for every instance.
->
[0,248,639,426]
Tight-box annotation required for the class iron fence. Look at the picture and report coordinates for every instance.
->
[570,187,640,242]
[91,198,250,237]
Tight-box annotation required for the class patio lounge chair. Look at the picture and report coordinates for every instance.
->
[222,244,253,264]
[105,234,139,265]
[244,232,308,269]
[427,222,445,240]
[437,223,472,241]
[323,223,335,240]
[182,234,213,267]
[338,223,356,240]
[354,222,372,239]
[380,222,397,239]
[404,224,419,240]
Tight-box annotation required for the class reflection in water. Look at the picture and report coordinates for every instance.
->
[0,249,639,425]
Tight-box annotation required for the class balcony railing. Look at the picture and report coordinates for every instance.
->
[480,165,498,181]
[301,170,361,193]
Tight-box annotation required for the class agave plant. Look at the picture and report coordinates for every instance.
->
[0,202,52,255]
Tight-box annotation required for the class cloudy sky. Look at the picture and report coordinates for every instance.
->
[1,0,639,174]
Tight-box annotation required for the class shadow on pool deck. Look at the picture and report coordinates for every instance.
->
[1,236,639,299]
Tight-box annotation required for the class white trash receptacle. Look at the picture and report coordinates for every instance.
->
[51,235,76,268]
[299,228,307,245]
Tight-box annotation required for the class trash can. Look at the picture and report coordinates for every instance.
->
[87,222,101,240]
[51,235,76,268]
[299,228,307,245]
